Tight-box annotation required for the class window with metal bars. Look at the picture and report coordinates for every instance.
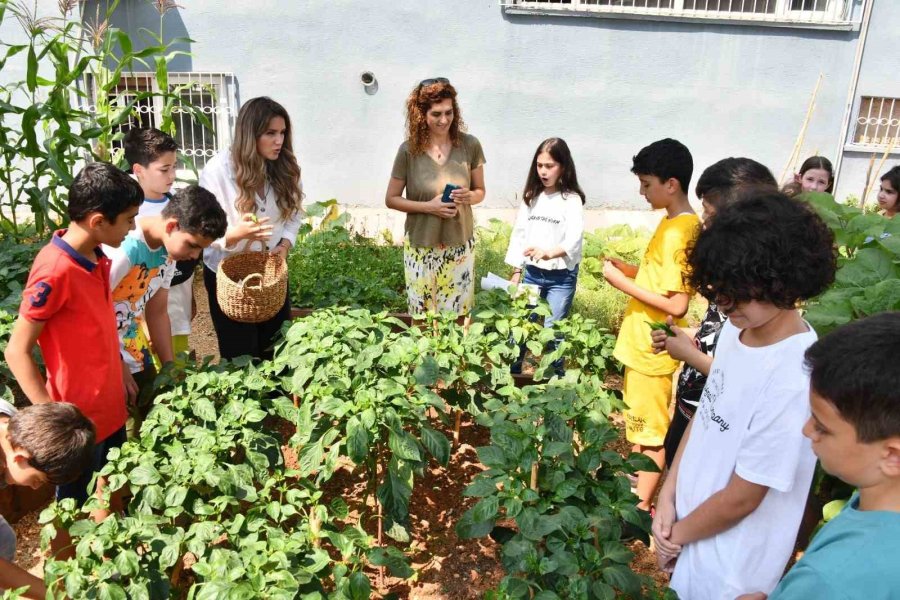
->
[82,72,238,171]
[851,97,900,150]
[502,0,851,26]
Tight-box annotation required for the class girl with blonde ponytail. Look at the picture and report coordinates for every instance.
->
[200,96,304,359]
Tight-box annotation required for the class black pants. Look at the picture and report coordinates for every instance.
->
[663,404,694,470]
[203,265,291,360]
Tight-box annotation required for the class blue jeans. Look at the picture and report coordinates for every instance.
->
[511,264,579,374]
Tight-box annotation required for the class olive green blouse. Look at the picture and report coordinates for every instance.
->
[391,132,486,248]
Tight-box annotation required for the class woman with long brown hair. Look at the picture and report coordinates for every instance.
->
[385,78,486,315]
[199,96,303,359]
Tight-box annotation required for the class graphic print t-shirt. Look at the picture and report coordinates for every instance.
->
[671,320,818,600]
[107,222,175,374]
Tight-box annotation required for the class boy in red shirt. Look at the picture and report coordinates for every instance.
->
[4,162,142,510]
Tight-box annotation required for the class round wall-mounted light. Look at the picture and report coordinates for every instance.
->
[361,71,378,95]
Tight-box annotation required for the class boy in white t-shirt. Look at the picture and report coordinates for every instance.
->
[124,128,196,364]
[651,191,837,600]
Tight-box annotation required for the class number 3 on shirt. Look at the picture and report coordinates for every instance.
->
[29,281,52,308]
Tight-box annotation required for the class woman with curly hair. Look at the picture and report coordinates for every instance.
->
[651,191,837,599]
[385,78,486,315]
[200,96,303,359]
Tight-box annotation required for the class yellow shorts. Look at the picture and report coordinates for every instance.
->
[150,335,191,371]
[622,366,673,447]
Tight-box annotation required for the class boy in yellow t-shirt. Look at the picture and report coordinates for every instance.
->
[603,138,700,516]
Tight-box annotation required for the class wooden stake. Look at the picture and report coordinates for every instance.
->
[781,73,824,184]
[863,138,898,209]
[530,462,539,491]
[377,499,385,589]
[861,152,877,210]
[292,394,299,408]
[453,410,462,447]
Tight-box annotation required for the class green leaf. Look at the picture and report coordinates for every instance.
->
[602,564,641,596]
[346,417,369,464]
[590,581,616,600]
[421,427,450,466]
[113,550,140,576]
[472,496,500,523]
[455,506,496,539]
[464,477,499,498]
[349,571,371,600]
[388,430,421,462]
[299,440,324,474]
[414,355,439,385]
[129,464,161,486]
[26,44,37,92]
[164,485,188,508]
[477,445,507,468]
[377,461,412,522]
[368,546,414,579]
[516,508,560,541]
[192,397,217,421]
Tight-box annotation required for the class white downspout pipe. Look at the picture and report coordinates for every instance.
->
[833,0,876,191]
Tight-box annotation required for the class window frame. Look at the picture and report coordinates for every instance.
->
[501,0,858,30]
[845,95,900,154]
[81,71,238,175]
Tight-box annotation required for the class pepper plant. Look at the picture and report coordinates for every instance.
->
[38,360,398,599]
[456,383,671,599]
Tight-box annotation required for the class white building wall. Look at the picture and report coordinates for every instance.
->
[1,0,871,211]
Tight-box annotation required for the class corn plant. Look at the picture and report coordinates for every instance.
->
[0,0,211,238]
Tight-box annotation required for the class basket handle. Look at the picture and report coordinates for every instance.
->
[240,273,263,289]
[246,239,266,252]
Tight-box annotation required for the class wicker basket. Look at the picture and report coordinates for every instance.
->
[216,244,288,324]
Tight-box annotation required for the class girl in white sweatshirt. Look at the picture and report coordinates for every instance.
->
[505,137,585,374]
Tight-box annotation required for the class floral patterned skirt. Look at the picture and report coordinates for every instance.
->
[403,237,475,315]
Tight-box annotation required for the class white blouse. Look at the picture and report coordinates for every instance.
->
[504,190,584,271]
[199,150,303,272]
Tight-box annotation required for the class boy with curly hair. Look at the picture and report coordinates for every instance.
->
[652,191,837,599]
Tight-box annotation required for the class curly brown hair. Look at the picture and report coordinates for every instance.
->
[404,81,467,156]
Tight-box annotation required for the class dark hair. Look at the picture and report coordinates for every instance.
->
[686,191,836,309]
[695,157,777,209]
[161,185,227,240]
[68,162,143,223]
[631,138,693,194]
[881,165,900,196]
[805,312,900,443]
[7,402,95,485]
[522,138,586,206]
[123,128,178,168]
[798,156,834,193]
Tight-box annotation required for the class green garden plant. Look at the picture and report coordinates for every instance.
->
[456,383,671,600]
[803,192,900,335]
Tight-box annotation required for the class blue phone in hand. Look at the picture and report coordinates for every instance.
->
[442,183,461,203]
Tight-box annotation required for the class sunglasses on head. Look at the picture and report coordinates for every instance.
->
[419,77,450,88]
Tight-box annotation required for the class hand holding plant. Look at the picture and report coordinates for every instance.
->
[227,213,273,246]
